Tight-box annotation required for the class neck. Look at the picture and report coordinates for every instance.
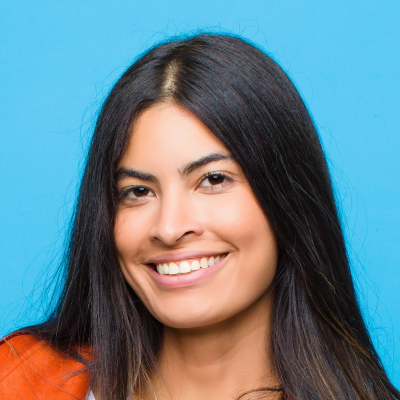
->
[150,291,280,400]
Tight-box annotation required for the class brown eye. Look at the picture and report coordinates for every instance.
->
[132,187,150,197]
[207,174,224,185]
[119,186,155,204]
[199,173,232,189]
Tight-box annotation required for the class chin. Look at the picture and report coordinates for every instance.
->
[150,306,229,330]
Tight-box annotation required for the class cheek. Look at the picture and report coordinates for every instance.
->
[202,189,274,249]
[197,191,278,315]
[114,212,152,302]
[114,214,137,284]
[114,209,152,258]
[113,211,152,296]
[114,213,135,261]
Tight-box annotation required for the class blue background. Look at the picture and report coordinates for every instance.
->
[1,0,399,387]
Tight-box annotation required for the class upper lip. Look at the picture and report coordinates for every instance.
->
[145,250,229,264]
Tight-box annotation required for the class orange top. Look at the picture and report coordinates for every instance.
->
[0,332,91,400]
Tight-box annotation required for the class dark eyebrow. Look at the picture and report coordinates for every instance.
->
[115,168,159,183]
[179,152,233,176]
[115,152,233,183]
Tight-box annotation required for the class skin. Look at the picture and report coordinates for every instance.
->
[114,103,280,400]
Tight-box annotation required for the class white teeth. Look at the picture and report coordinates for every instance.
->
[155,254,226,275]
[191,260,200,271]
[179,261,191,274]
[168,262,179,275]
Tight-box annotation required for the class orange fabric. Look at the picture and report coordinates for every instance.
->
[0,332,91,400]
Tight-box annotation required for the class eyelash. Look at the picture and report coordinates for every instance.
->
[199,172,233,189]
[118,172,233,204]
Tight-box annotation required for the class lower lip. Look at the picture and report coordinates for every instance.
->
[147,254,229,288]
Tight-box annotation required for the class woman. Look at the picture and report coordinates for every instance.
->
[1,33,398,400]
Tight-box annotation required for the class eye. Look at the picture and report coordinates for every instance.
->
[118,186,155,205]
[130,187,152,197]
[199,172,232,189]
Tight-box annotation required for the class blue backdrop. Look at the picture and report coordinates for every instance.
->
[1,0,399,387]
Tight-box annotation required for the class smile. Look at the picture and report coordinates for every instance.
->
[153,254,228,275]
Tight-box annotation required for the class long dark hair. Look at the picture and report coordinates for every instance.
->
[26,33,399,399]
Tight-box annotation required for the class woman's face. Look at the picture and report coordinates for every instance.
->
[114,104,278,329]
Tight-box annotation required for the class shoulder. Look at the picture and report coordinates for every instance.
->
[0,331,91,400]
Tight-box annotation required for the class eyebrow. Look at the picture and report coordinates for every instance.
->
[115,152,233,183]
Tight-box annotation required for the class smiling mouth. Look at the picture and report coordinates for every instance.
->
[148,254,228,276]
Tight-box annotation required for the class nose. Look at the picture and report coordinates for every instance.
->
[149,189,204,246]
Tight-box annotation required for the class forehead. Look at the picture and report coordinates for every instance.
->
[119,104,229,169]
